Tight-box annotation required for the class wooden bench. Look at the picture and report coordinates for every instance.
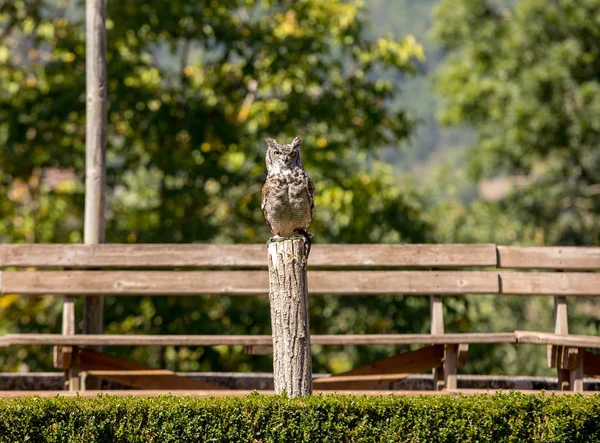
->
[1,244,599,392]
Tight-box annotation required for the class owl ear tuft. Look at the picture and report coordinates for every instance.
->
[265,137,278,149]
[292,137,302,148]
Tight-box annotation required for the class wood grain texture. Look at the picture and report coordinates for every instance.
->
[0,334,274,346]
[0,333,519,347]
[0,244,497,268]
[61,297,78,390]
[0,270,499,295]
[515,331,600,348]
[311,244,497,268]
[84,0,108,371]
[84,0,107,246]
[3,244,599,270]
[430,295,445,390]
[498,246,600,270]
[570,349,584,392]
[78,348,219,390]
[444,344,458,390]
[549,296,569,375]
[500,272,600,296]
[0,245,266,268]
[267,239,312,397]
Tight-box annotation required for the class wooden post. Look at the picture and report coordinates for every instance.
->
[267,238,312,397]
[63,297,80,391]
[444,344,458,390]
[551,296,570,390]
[84,0,107,389]
[430,295,445,390]
[570,348,584,392]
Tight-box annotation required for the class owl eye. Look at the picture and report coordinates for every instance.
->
[274,151,281,156]
[289,151,296,157]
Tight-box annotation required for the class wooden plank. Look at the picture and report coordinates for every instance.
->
[314,345,444,390]
[498,246,600,270]
[78,348,220,390]
[86,370,174,376]
[244,345,273,355]
[2,334,273,346]
[516,331,600,348]
[500,273,600,296]
[0,245,265,269]
[0,333,518,347]
[0,244,497,269]
[312,244,498,268]
[0,271,499,296]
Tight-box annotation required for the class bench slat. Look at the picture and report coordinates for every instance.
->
[500,272,600,296]
[10,331,600,348]
[498,246,600,270]
[0,270,499,296]
[0,333,518,347]
[4,271,599,296]
[515,331,600,348]
[0,244,497,268]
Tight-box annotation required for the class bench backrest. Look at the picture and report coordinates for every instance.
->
[1,244,599,296]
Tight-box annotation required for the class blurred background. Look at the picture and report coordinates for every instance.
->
[0,0,598,377]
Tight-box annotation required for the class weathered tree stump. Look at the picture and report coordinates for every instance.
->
[267,238,312,397]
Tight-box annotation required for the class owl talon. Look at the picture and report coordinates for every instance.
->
[266,236,286,245]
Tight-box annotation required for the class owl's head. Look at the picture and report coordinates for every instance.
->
[265,136,303,173]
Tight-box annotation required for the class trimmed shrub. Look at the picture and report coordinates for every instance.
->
[0,392,599,442]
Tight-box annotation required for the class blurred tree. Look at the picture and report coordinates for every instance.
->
[434,0,600,246]
[0,0,432,373]
[431,0,600,376]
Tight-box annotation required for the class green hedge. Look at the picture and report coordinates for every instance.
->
[0,392,599,442]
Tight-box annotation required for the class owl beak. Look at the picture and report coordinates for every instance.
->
[281,155,289,163]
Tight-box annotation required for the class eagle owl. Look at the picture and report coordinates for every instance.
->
[262,136,315,256]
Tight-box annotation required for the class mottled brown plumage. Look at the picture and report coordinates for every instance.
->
[262,136,314,255]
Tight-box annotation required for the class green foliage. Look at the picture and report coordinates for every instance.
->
[433,0,600,246]
[428,0,600,376]
[1,393,600,442]
[0,1,432,373]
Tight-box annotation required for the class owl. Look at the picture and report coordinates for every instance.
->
[262,136,315,256]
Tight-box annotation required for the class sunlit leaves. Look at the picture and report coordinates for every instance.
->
[434,0,600,246]
[0,0,428,372]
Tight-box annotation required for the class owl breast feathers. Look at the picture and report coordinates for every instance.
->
[261,136,314,238]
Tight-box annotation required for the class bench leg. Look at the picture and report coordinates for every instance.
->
[444,344,458,390]
[557,368,570,391]
[66,346,81,391]
[570,348,583,392]
[433,366,445,391]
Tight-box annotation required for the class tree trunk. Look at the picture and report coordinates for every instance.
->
[267,238,312,397]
